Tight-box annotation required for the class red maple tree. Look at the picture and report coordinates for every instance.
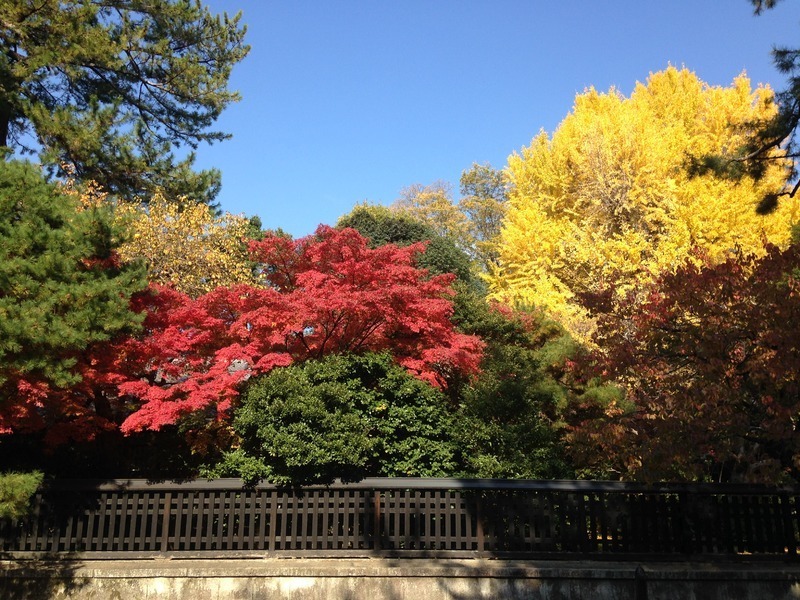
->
[116,226,484,433]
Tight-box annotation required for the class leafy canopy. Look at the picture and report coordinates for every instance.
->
[115,194,257,297]
[211,352,456,485]
[0,0,248,203]
[390,165,509,272]
[116,226,483,434]
[449,294,574,479]
[337,203,476,287]
[0,160,145,440]
[490,67,798,340]
[569,243,800,483]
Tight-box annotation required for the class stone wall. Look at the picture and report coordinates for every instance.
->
[2,558,799,599]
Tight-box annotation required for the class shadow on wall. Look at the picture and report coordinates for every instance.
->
[0,554,86,600]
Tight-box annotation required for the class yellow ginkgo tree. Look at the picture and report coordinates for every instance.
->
[115,194,257,297]
[489,66,799,340]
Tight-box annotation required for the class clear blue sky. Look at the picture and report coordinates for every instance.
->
[196,1,800,238]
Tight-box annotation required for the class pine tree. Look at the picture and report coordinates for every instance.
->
[0,160,146,434]
[0,1,248,204]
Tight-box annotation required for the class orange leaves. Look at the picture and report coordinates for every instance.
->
[571,243,800,482]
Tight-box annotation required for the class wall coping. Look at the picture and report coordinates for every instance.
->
[3,558,800,582]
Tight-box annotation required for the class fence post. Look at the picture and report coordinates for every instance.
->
[782,491,797,556]
[373,490,382,550]
[160,492,171,553]
[475,495,484,555]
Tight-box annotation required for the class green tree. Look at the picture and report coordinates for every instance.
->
[449,292,574,479]
[693,0,800,211]
[0,471,42,520]
[458,163,508,270]
[337,203,477,287]
[0,1,248,203]
[0,160,146,434]
[340,202,574,478]
[210,353,456,485]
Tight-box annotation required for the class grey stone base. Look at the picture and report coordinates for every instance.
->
[2,558,800,599]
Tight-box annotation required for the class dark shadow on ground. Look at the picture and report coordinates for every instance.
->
[0,554,86,600]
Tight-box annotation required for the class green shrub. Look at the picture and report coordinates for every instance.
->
[0,471,43,520]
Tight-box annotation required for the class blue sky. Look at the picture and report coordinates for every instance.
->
[196,1,800,238]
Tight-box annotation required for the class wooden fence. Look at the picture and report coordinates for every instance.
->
[1,478,798,559]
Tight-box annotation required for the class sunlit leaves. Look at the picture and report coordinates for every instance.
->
[0,0,248,202]
[0,161,145,442]
[114,194,256,297]
[117,226,484,433]
[490,67,798,340]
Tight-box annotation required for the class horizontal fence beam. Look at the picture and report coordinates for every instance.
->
[2,478,798,560]
[38,477,800,494]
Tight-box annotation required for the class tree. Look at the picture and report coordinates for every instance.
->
[116,226,483,434]
[490,66,798,340]
[691,0,800,211]
[341,202,573,478]
[391,168,509,272]
[458,163,508,270]
[0,471,42,520]
[568,243,800,483]
[0,1,248,203]
[393,181,469,242]
[337,203,477,287]
[449,294,574,479]
[114,194,257,297]
[210,352,456,485]
[0,160,146,441]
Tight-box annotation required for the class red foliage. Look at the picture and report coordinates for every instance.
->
[569,244,800,482]
[115,226,483,433]
[3,339,131,447]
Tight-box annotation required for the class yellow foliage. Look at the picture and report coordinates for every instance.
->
[115,193,256,297]
[489,67,798,340]
[393,181,471,242]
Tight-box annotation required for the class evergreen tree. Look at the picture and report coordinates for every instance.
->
[0,160,146,434]
[337,203,478,288]
[209,352,456,485]
[0,1,248,203]
[693,0,800,211]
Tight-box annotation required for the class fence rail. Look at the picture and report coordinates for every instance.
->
[1,478,798,559]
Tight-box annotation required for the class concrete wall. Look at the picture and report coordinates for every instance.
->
[2,557,800,600]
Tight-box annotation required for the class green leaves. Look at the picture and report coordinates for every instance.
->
[212,353,455,485]
[0,471,43,520]
[0,160,145,431]
[0,0,249,203]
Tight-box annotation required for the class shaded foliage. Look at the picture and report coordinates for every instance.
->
[569,243,800,483]
[0,470,43,520]
[450,292,575,479]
